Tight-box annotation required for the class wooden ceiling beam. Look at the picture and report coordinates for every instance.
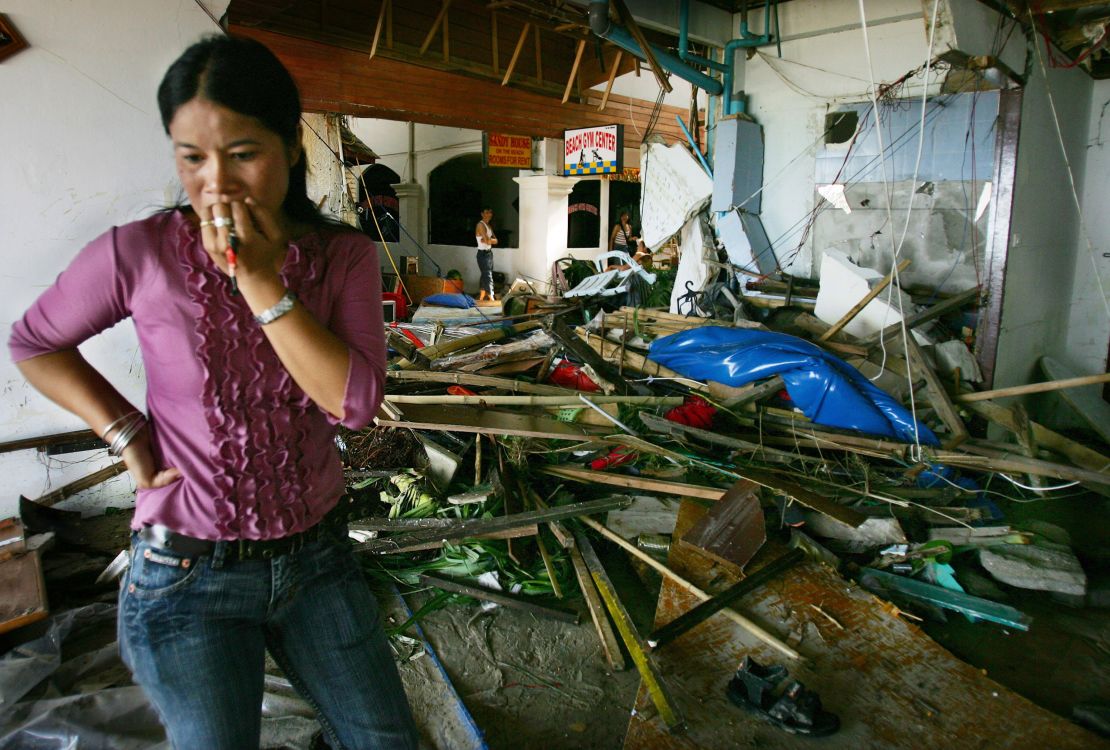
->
[230,25,698,146]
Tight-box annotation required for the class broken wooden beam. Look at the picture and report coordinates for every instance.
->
[419,573,578,624]
[575,531,685,732]
[568,543,627,671]
[540,465,724,500]
[376,404,608,440]
[900,331,970,448]
[577,514,801,660]
[30,462,128,508]
[956,372,1110,403]
[819,258,911,342]
[355,496,632,554]
[384,394,683,407]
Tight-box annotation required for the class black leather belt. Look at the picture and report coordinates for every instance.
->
[137,523,329,561]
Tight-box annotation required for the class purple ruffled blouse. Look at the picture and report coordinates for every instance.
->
[9,210,386,541]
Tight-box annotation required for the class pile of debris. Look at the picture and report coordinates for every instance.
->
[354,269,1109,743]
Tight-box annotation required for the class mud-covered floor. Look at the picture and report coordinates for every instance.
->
[2,498,1109,748]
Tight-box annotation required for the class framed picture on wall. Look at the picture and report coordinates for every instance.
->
[0,14,28,64]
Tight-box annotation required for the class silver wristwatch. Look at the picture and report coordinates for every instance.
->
[254,290,297,325]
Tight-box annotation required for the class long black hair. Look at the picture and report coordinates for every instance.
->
[157,35,320,226]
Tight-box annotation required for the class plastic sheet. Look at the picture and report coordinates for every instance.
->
[0,603,325,749]
[648,327,938,445]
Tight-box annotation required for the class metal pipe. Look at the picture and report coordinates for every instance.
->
[588,1,723,96]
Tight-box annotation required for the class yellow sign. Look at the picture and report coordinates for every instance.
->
[484,133,534,168]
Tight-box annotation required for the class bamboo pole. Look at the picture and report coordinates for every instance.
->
[562,39,586,104]
[956,373,1110,402]
[819,258,911,342]
[502,22,530,86]
[386,370,572,395]
[384,394,683,407]
[397,320,541,369]
[32,462,127,508]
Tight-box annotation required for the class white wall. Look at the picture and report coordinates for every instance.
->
[0,1,228,518]
[739,0,1100,392]
[1066,78,1110,377]
[989,20,1093,391]
[743,0,935,279]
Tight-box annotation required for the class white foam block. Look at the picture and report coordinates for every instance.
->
[814,250,927,342]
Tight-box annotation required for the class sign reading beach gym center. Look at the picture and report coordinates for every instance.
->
[563,124,623,176]
[483,133,536,168]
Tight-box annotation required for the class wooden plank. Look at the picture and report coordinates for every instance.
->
[819,258,912,342]
[569,544,627,671]
[382,524,537,553]
[534,24,542,85]
[32,462,128,508]
[502,21,530,86]
[575,329,706,392]
[599,49,622,111]
[956,372,1110,403]
[575,532,686,732]
[0,429,99,455]
[386,369,574,395]
[679,480,765,573]
[623,501,1101,750]
[611,0,672,93]
[369,0,390,59]
[420,573,577,623]
[376,404,607,440]
[354,496,632,553]
[540,465,725,500]
[901,331,970,448]
[384,394,683,407]
[733,467,868,527]
[860,287,980,346]
[963,400,1110,476]
[417,0,452,56]
[230,28,696,148]
[562,39,586,104]
[578,514,800,660]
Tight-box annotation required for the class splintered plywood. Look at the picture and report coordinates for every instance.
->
[623,502,1104,750]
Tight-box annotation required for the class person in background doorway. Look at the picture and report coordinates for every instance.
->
[8,35,417,750]
[475,207,498,301]
[609,210,637,252]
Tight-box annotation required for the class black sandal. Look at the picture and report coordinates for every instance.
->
[726,656,840,737]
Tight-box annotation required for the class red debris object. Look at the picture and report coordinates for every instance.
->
[447,385,478,396]
[547,361,601,392]
[589,447,637,471]
[665,396,717,429]
[390,322,424,349]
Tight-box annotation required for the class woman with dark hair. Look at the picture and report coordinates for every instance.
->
[609,209,637,252]
[9,35,417,749]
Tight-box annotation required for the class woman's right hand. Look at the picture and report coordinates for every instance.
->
[121,431,182,490]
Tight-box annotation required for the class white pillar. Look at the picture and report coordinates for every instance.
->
[391,181,425,267]
[512,174,579,294]
[598,178,611,251]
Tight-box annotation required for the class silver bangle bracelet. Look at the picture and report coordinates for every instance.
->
[107,413,146,456]
[254,290,297,325]
[100,410,141,441]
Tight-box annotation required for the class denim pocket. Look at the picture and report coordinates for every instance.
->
[126,540,201,599]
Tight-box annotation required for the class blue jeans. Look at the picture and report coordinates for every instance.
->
[476,249,494,296]
[118,529,418,749]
